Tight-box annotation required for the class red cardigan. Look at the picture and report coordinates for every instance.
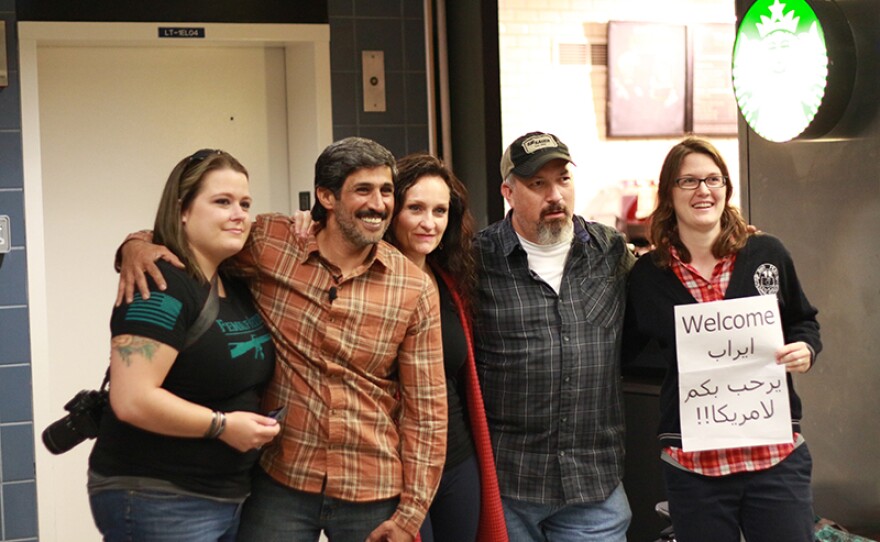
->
[435,268,508,542]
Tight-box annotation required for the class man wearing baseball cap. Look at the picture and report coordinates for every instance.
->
[473,132,634,540]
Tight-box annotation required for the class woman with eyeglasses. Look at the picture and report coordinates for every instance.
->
[623,137,821,542]
[87,150,280,541]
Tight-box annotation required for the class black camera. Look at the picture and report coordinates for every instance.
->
[42,389,108,455]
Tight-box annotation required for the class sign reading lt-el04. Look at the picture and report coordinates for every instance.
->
[158,27,206,39]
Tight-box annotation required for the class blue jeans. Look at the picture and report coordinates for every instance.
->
[663,443,814,542]
[89,489,242,542]
[502,483,631,542]
[237,468,400,542]
[420,455,481,542]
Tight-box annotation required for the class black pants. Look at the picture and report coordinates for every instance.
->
[663,443,814,542]
[419,455,481,542]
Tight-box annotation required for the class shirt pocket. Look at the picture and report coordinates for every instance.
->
[577,275,625,328]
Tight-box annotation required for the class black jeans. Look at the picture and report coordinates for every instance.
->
[663,443,814,542]
[419,455,481,542]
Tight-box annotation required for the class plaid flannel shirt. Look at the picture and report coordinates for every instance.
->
[474,214,634,504]
[238,214,447,536]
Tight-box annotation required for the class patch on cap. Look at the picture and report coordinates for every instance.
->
[500,131,573,180]
[521,134,559,154]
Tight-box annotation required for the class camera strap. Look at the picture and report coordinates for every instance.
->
[182,273,220,350]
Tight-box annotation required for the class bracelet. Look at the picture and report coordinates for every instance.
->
[214,412,227,438]
[204,411,220,438]
[205,411,227,439]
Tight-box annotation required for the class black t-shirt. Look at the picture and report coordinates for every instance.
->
[89,262,275,499]
[437,278,475,469]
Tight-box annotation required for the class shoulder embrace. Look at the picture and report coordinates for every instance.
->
[581,217,626,247]
[154,260,194,292]
[251,212,295,239]
[748,231,784,248]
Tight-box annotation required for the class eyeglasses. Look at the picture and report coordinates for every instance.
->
[674,175,728,190]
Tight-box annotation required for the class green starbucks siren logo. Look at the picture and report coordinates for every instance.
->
[732,0,828,142]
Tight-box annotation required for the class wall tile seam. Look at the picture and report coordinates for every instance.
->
[331,16,420,22]
[354,15,422,20]
[331,69,427,74]
[332,123,428,126]
[0,480,33,486]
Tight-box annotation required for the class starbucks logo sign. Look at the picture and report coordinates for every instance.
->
[732,0,828,142]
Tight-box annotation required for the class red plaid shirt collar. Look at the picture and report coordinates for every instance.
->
[669,246,735,303]
[666,247,795,476]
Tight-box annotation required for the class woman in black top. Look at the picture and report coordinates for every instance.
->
[88,150,280,541]
[386,154,507,542]
[624,137,820,542]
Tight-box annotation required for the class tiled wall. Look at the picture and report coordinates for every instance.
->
[328,0,430,159]
[0,2,38,541]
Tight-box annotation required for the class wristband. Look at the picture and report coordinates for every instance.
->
[205,411,227,439]
[214,412,227,438]
[204,411,220,438]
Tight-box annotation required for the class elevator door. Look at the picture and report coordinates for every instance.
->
[36,43,289,541]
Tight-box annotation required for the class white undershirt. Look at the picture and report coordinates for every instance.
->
[517,234,571,294]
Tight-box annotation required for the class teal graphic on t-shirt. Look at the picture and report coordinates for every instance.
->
[218,314,272,360]
[125,292,182,330]
[229,334,272,360]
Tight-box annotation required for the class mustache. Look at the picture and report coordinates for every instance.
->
[355,210,388,220]
[541,204,569,219]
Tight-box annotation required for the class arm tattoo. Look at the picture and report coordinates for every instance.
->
[112,336,160,367]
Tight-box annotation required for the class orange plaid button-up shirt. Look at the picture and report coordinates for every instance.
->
[238,214,447,536]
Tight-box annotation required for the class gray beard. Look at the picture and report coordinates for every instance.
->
[336,214,386,249]
[536,217,574,245]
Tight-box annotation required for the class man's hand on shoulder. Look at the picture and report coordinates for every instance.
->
[115,233,183,306]
[365,520,414,542]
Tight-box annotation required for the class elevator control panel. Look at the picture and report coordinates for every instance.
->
[0,215,10,254]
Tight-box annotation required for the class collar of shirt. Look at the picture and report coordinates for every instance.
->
[299,236,394,281]
[669,246,736,303]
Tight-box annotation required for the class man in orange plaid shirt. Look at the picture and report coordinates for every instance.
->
[118,138,447,542]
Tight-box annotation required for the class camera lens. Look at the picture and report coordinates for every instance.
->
[42,417,87,455]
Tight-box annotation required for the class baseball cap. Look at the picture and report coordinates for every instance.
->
[500,132,573,180]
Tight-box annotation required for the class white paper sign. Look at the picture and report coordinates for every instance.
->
[674,295,791,452]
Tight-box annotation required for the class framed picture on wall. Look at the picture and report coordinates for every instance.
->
[607,21,687,137]
[690,23,738,135]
